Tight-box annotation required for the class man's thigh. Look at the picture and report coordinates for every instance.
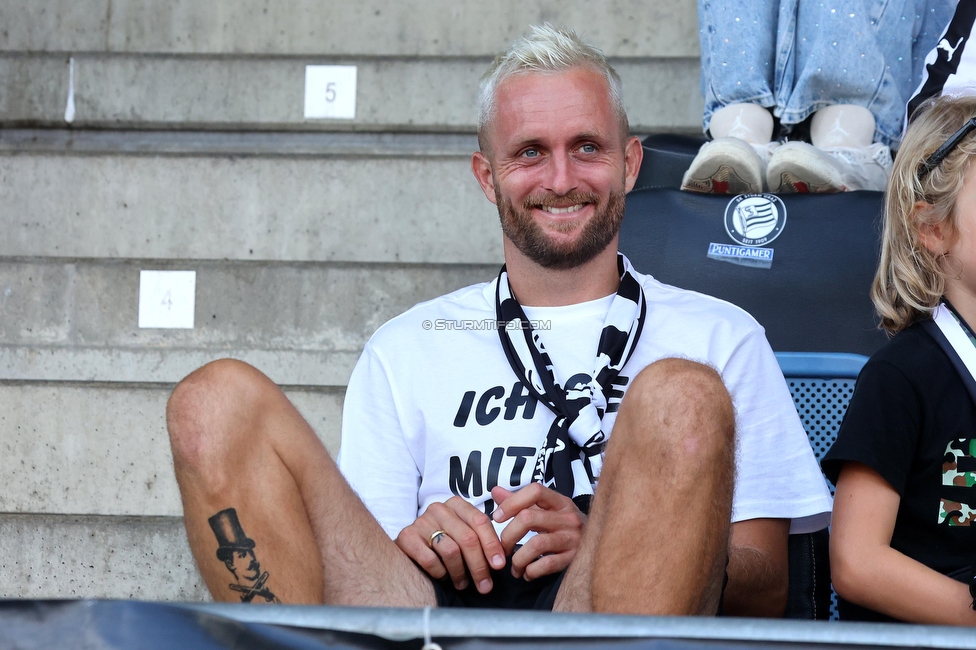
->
[553,358,734,614]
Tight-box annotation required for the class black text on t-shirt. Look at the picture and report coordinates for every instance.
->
[449,446,536,517]
[451,376,631,428]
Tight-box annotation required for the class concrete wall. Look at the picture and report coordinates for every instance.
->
[0,382,342,516]
[0,56,701,132]
[0,147,504,263]
[1,0,699,57]
[0,0,702,601]
[0,515,209,600]
[0,259,496,383]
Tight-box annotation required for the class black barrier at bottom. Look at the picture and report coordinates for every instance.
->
[3,600,976,650]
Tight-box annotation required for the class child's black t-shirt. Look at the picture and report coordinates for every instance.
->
[823,322,976,621]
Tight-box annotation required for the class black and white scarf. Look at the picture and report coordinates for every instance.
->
[494,254,646,513]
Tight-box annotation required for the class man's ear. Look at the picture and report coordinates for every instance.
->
[471,151,498,205]
[623,136,644,193]
[915,201,949,255]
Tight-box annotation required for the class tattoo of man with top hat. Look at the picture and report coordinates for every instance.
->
[208,508,280,603]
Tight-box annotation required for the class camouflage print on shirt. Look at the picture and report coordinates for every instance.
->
[939,439,976,525]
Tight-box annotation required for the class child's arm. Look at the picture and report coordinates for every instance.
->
[831,462,976,625]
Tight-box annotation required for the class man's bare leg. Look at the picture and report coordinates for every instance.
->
[554,358,736,614]
[167,359,436,606]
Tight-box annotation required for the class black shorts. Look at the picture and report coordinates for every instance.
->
[429,559,727,613]
[430,555,566,610]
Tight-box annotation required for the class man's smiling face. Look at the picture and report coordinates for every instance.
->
[474,67,639,270]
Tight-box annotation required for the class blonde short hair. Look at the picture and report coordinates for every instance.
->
[477,24,628,152]
[873,94,976,334]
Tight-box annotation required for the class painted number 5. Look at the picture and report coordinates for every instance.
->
[304,65,357,120]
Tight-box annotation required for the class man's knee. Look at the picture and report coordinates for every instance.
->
[616,357,735,456]
[167,358,275,472]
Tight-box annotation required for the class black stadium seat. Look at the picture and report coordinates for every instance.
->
[622,143,887,356]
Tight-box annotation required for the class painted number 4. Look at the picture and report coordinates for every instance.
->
[304,65,357,120]
[138,270,196,329]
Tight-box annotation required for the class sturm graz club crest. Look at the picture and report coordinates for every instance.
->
[724,194,787,246]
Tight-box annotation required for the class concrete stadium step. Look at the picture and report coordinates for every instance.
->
[2,0,697,58]
[0,55,701,132]
[0,259,497,383]
[0,128,479,156]
[0,131,503,264]
[0,381,342,516]
[0,514,207,600]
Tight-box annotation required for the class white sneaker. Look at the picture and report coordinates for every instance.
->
[681,137,777,194]
[766,141,892,193]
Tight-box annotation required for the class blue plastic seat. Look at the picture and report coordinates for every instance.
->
[776,352,867,619]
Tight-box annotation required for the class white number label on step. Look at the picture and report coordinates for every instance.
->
[304,65,357,119]
[138,270,196,329]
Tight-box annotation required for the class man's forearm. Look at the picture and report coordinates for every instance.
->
[723,544,788,616]
[722,518,790,617]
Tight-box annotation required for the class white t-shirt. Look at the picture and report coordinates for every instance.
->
[338,270,833,540]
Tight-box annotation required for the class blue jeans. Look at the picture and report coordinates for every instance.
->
[698,0,958,147]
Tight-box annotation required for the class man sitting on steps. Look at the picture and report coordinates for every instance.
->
[166,24,832,616]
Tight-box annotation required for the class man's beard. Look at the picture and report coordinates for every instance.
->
[495,186,627,270]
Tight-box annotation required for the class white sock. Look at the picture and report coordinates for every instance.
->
[811,105,876,149]
[709,103,773,145]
